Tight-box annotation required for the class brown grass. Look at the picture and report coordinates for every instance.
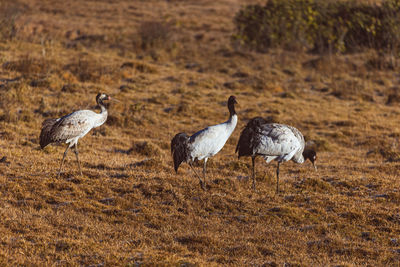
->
[0,0,400,265]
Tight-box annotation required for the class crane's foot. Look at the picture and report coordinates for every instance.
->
[199,180,206,191]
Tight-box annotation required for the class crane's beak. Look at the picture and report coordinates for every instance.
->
[110,97,121,103]
[312,161,317,171]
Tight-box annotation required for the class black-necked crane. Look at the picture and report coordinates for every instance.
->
[236,117,317,193]
[171,95,238,190]
[40,93,111,177]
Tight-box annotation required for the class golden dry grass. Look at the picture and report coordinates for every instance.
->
[0,0,400,265]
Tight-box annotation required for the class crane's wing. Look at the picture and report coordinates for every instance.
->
[40,118,59,148]
[171,132,191,173]
[53,111,94,141]
[253,123,304,161]
[189,122,233,160]
[46,111,95,144]
[190,126,216,144]
[236,117,268,157]
[188,126,217,159]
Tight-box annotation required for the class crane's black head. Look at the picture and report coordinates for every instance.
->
[303,149,317,171]
[96,93,111,105]
[247,117,268,129]
[228,95,238,116]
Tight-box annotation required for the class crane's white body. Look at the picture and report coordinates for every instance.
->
[40,93,110,177]
[236,117,314,192]
[171,95,238,190]
[189,114,237,161]
[254,123,305,164]
[55,109,108,147]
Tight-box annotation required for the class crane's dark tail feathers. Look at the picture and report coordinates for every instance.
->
[40,118,57,149]
[236,117,267,158]
[171,132,190,173]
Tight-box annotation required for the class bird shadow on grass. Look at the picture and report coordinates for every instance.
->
[85,162,124,171]
[85,158,159,171]
[0,156,10,165]
[110,173,130,179]
[114,148,134,155]
[84,158,166,180]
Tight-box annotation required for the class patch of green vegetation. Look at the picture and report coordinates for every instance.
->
[233,0,400,54]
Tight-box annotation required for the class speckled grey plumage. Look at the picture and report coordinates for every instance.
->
[40,110,106,148]
[253,123,305,163]
[236,117,316,192]
[236,117,305,163]
[40,93,110,177]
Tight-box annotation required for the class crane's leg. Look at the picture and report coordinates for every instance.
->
[203,158,208,186]
[57,145,70,178]
[73,144,83,176]
[189,162,205,191]
[276,162,280,194]
[252,156,256,190]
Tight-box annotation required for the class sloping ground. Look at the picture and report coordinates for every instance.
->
[0,0,400,265]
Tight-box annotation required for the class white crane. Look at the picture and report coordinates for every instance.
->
[236,117,317,193]
[171,95,238,190]
[40,93,112,177]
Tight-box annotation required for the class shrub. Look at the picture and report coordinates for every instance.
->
[64,58,116,83]
[233,0,318,52]
[137,21,173,50]
[0,0,26,41]
[3,55,53,77]
[233,0,400,54]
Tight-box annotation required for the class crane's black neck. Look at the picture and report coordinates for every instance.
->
[97,98,107,113]
[228,98,236,117]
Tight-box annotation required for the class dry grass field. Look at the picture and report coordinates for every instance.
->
[1,0,400,265]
